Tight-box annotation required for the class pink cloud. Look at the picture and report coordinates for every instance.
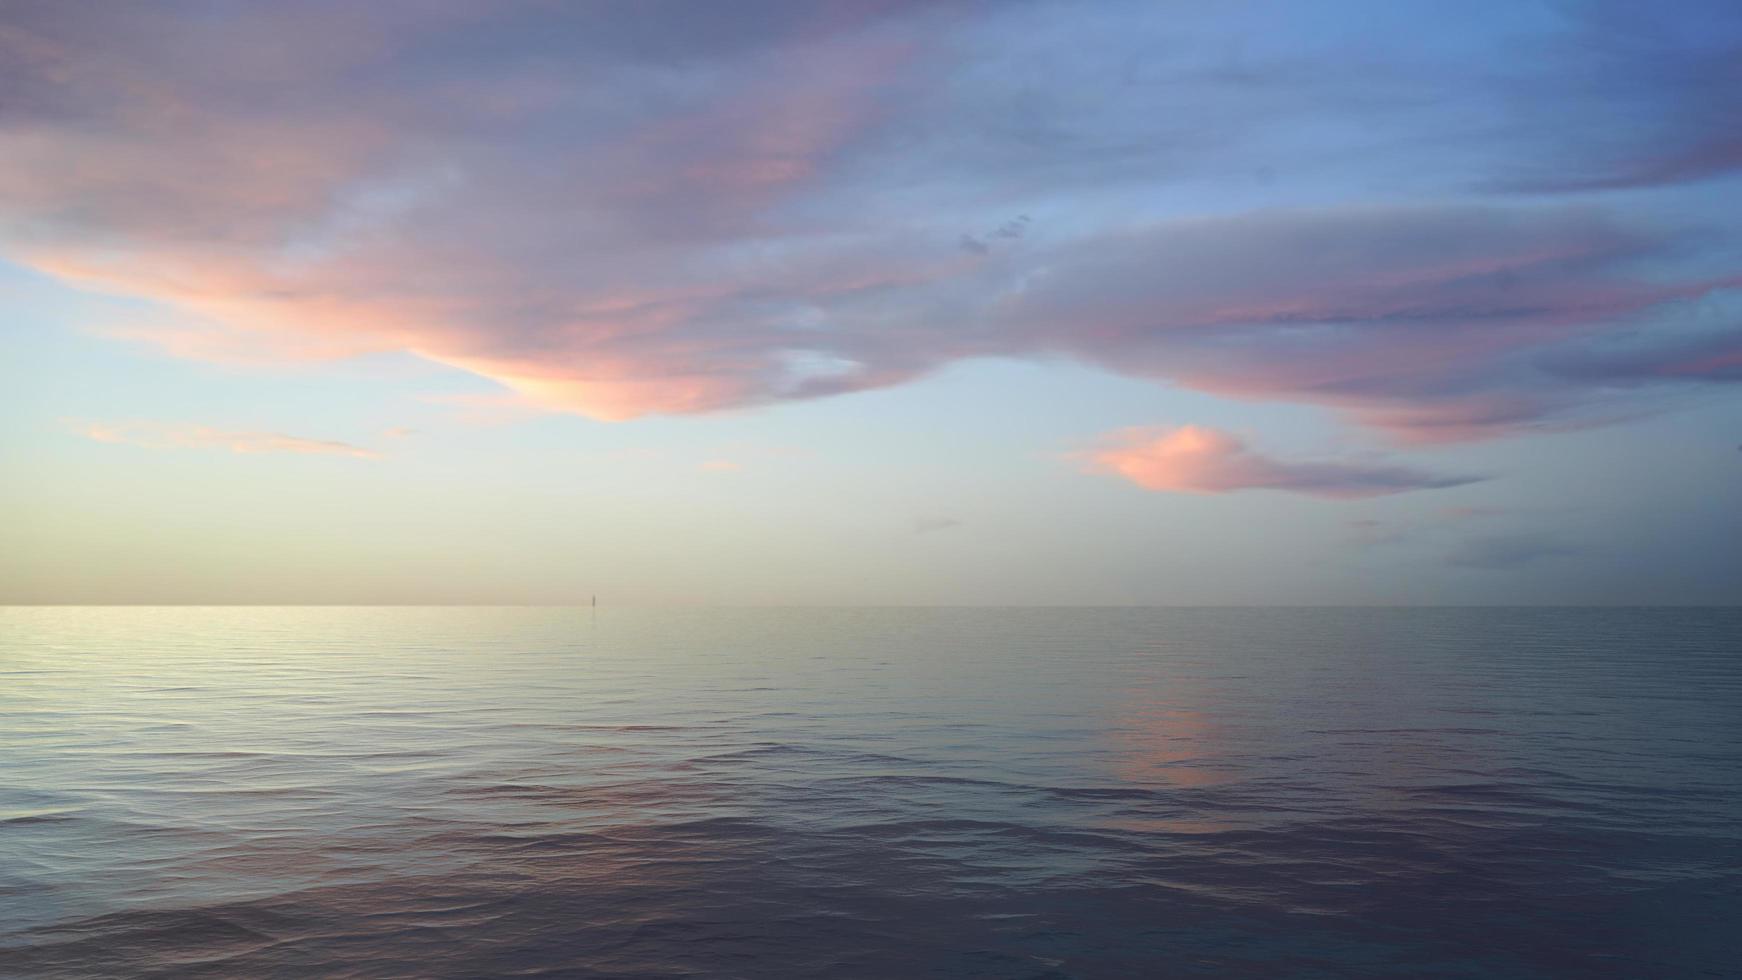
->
[1080,425,1478,499]
[699,459,743,472]
[70,420,380,459]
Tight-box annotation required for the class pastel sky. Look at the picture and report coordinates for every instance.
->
[2,0,1739,604]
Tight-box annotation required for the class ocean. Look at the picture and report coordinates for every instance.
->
[2,606,1738,977]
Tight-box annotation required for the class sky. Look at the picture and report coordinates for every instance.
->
[1,0,1739,605]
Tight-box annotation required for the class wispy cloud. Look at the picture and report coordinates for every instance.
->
[1440,505,1508,521]
[1446,532,1581,570]
[699,459,743,472]
[1345,518,1409,548]
[1347,505,1509,548]
[70,420,380,459]
[913,516,964,534]
[1080,426,1479,499]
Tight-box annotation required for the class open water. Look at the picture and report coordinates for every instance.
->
[2,606,1739,977]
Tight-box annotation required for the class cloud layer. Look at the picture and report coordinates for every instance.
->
[1080,426,1477,499]
[3,1,1739,441]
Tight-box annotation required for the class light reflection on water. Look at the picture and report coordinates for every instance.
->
[2,606,1739,977]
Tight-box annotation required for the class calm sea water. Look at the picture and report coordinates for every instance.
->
[1,607,1739,978]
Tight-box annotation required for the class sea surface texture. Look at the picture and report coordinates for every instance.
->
[2,607,1739,978]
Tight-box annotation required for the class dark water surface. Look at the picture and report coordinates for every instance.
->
[2,607,1739,978]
